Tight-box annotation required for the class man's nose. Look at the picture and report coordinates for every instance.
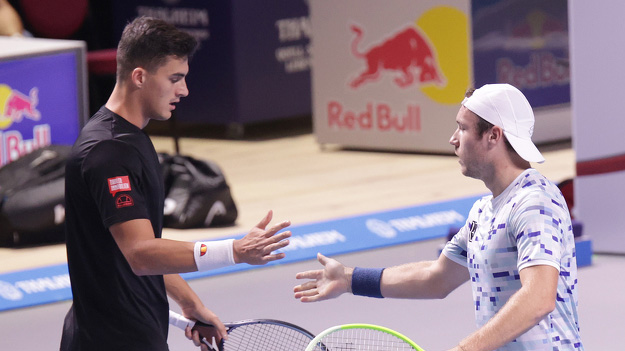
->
[178,81,189,97]
[449,129,459,145]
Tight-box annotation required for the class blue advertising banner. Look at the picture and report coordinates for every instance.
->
[0,264,72,312]
[181,195,479,280]
[0,195,482,311]
[0,52,81,166]
[472,0,570,108]
[0,192,592,311]
[111,0,311,126]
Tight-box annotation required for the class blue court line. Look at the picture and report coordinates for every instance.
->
[0,195,483,312]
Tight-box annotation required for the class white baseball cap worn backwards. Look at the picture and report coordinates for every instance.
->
[461,83,545,163]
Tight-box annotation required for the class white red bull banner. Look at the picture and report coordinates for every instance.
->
[310,0,471,152]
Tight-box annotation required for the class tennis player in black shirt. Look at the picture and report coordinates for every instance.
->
[60,17,292,351]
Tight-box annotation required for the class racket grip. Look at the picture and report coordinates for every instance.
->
[169,310,220,349]
[169,310,196,330]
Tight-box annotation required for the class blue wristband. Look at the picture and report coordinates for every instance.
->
[351,267,385,298]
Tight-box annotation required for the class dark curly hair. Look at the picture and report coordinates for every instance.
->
[116,16,197,80]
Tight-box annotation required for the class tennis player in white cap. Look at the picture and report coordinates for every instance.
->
[295,84,583,351]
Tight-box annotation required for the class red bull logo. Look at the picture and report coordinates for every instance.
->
[345,6,470,105]
[496,10,569,89]
[0,84,41,130]
[325,6,470,135]
[348,24,445,89]
[0,84,50,166]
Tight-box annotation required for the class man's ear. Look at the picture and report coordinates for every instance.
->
[489,126,504,144]
[131,67,146,88]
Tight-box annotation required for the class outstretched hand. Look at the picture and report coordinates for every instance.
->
[293,253,352,302]
[233,210,291,265]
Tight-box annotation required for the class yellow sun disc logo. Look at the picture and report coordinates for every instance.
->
[417,6,472,105]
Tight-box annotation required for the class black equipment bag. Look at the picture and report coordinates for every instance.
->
[0,145,71,246]
[159,153,238,229]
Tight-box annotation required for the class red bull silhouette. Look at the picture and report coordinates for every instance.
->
[349,24,445,89]
[4,87,40,123]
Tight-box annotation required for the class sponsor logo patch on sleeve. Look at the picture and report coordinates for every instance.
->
[115,194,134,208]
[108,176,131,196]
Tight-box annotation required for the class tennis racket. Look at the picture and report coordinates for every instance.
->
[305,323,425,351]
[169,310,315,351]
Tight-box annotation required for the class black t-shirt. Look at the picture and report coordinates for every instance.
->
[61,107,169,351]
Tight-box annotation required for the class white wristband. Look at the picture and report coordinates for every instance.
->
[193,239,236,271]
[169,310,195,330]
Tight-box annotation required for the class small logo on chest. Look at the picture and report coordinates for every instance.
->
[468,221,478,242]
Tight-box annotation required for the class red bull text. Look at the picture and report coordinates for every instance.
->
[328,101,421,132]
[497,52,569,89]
[0,124,51,166]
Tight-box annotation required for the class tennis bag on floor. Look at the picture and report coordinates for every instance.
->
[159,153,238,229]
[0,145,71,246]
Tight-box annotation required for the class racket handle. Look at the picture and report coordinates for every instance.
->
[169,310,221,349]
[169,310,196,330]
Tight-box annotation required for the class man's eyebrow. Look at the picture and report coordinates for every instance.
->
[171,73,186,78]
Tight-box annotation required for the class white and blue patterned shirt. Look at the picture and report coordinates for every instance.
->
[443,169,583,350]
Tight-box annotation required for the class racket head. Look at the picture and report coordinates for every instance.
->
[305,323,425,351]
[195,318,315,351]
